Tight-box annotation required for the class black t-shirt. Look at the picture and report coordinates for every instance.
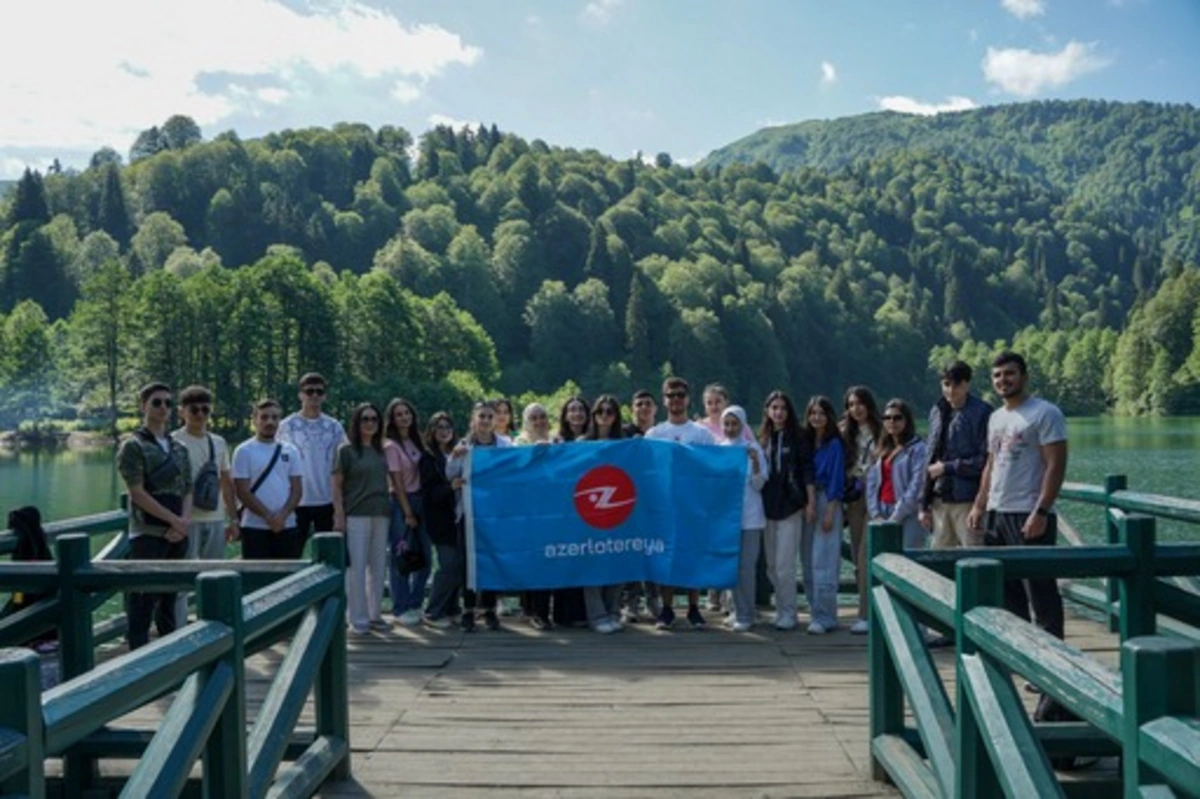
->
[622,423,647,439]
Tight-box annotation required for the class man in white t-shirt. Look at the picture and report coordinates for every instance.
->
[968,351,1068,640]
[278,372,347,549]
[172,384,239,626]
[234,399,304,559]
[645,376,716,630]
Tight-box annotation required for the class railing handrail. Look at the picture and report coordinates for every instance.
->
[0,509,129,556]
[1061,480,1200,525]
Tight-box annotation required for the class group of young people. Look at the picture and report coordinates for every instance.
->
[117,350,1069,651]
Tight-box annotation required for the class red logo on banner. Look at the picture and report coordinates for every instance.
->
[573,465,637,529]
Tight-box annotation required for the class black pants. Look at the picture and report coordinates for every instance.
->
[127,535,187,649]
[984,511,1065,639]
[242,526,304,559]
[295,504,334,551]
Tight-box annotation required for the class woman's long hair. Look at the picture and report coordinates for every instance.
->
[586,394,625,440]
[424,411,455,454]
[804,395,840,447]
[876,398,917,460]
[557,395,591,442]
[383,397,429,456]
[759,389,803,449]
[841,385,882,450]
[349,402,383,453]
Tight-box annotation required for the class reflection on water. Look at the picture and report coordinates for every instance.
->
[0,446,122,524]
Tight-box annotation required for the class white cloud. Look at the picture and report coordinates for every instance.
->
[390,80,422,105]
[877,95,978,116]
[1,156,52,178]
[428,114,485,131]
[1001,0,1046,20]
[982,40,1111,96]
[0,0,481,151]
[820,61,837,87]
[582,0,623,26]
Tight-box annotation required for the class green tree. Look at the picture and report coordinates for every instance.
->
[130,211,188,275]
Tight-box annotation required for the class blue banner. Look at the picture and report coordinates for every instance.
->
[465,439,747,591]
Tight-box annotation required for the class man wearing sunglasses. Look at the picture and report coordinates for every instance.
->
[116,382,193,649]
[171,385,239,625]
[279,372,348,549]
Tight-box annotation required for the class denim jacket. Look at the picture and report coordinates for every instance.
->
[867,436,928,523]
[920,394,992,509]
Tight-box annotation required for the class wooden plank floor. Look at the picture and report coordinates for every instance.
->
[86,604,1121,798]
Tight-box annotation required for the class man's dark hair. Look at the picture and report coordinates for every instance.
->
[661,376,689,395]
[254,398,282,413]
[138,382,171,404]
[632,389,654,403]
[992,351,1028,375]
[179,385,213,406]
[941,361,973,384]
[298,372,326,389]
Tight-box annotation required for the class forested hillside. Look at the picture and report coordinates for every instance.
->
[0,102,1198,432]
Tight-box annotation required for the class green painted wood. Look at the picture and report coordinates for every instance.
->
[72,561,298,593]
[1110,491,1200,526]
[121,663,233,799]
[1136,786,1179,799]
[1107,475,1130,634]
[1120,516,1158,642]
[963,605,1123,737]
[1035,723,1123,758]
[242,565,342,646]
[264,735,348,799]
[71,728,317,761]
[0,596,60,648]
[1059,482,1109,504]
[42,621,232,755]
[1121,637,1199,798]
[960,652,1065,799]
[0,510,128,556]
[1139,718,1200,798]
[869,734,939,798]
[871,587,956,798]
[197,571,248,799]
[956,559,1005,799]
[912,546,1136,580]
[312,533,350,781]
[871,553,956,629]
[55,533,97,797]
[0,563,58,591]
[0,729,29,785]
[0,648,44,799]
[868,521,904,783]
[247,599,339,799]
[1155,582,1200,628]
[1062,582,1200,646]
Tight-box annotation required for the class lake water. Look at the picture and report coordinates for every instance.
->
[2,416,1199,542]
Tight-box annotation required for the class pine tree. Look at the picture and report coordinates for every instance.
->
[7,169,50,226]
[96,165,132,249]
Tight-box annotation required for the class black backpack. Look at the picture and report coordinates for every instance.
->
[192,435,221,512]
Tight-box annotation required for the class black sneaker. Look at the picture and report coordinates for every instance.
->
[460,612,476,632]
[483,610,500,631]
[655,606,676,630]
[686,605,706,629]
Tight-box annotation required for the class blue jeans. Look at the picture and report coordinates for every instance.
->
[388,493,431,615]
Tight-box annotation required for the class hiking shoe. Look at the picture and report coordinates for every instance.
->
[483,610,500,631]
[655,606,676,630]
[368,619,392,631]
[398,609,423,627]
[460,612,477,632]
[422,615,452,630]
[850,619,869,635]
[807,622,828,635]
[686,606,706,629]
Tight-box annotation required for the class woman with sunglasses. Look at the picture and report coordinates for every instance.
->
[759,390,815,631]
[801,396,846,635]
[582,395,626,634]
[420,412,464,629]
[867,399,929,554]
[551,396,592,627]
[383,398,431,627]
[515,403,554,629]
[333,403,392,635]
[443,401,513,631]
[840,387,882,635]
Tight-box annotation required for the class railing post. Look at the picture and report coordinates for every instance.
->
[56,533,98,795]
[867,521,903,783]
[197,571,247,799]
[1117,515,1156,642]
[313,532,350,780]
[0,648,45,799]
[955,559,1005,799]
[1104,474,1127,632]
[1120,637,1199,797]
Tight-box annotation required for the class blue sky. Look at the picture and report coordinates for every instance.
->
[2,0,1198,178]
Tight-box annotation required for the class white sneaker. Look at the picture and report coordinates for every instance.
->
[398,609,423,627]
[731,620,752,633]
[592,621,617,634]
[807,622,827,635]
[850,619,869,635]
[774,617,796,631]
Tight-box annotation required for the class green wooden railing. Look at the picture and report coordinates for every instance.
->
[868,474,1200,799]
[0,529,349,798]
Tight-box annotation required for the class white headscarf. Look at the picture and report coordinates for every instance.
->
[720,405,750,442]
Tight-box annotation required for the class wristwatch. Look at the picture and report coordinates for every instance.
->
[1035,507,1050,517]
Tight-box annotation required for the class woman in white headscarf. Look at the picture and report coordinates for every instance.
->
[719,405,767,632]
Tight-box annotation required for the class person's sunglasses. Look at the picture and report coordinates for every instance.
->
[664,391,687,399]
[186,404,211,416]
[361,415,380,423]
[882,414,903,422]
[595,407,617,417]
[150,397,173,409]
[303,387,326,397]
